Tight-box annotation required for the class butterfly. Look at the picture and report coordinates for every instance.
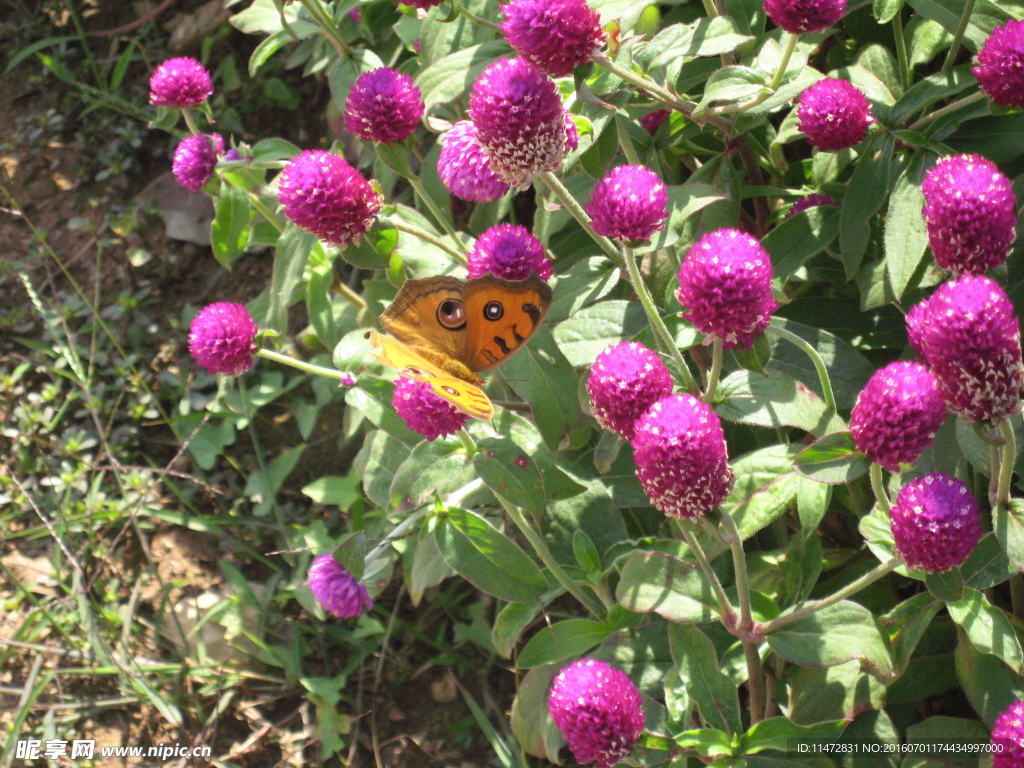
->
[365,271,553,420]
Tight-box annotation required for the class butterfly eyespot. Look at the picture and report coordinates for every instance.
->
[436,299,466,329]
[483,301,504,321]
[522,301,538,313]
[441,385,459,395]
[406,366,433,377]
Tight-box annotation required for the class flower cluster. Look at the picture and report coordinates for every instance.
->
[467,224,552,280]
[586,342,673,440]
[992,699,1024,768]
[797,78,874,151]
[277,150,383,247]
[172,133,223,193]
[307,554,373,619]
[149,57,213,107]
[500,0,604,77]
[921,154,1017,275]
[548,659,645,768]
[586,164,669,243]
[676,228,779,350]
[906,275,1024,423]
[392,378,469,440]
[889,473,981,573]
[973,19,1024,109]
[437,120,511,203]
[764,0,845,34]
[188,302,258,376]
[345,67,424,144]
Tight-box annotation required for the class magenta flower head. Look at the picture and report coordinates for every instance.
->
[676,228,779,351]
[921,154,1017,275]
[992,700,1024,768]
[586,164,669,243]
[639,109,669,135]
[973,20,1024,109]
[437,120,511,203]
[797,78,875,151]
[906,275,1024,423]
[277,150,383,247]
[764,0,845,34]
[307,554,372,619]
[587,342,673,440]
[466,224,552,280]
[392,377,469,441]
[172,133,223,193]
[188,302,258,376]
[149,57,213,107]
[469,58,568,189]
[849,361,947,472]
[786,192,837,218]
[344,67,424,144]
[889,473,981,573]
[631,394,734,519]
[500,0,604,78]
[548,659,645,768]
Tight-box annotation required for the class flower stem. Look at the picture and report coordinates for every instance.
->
[674,520,737,626]
[742,640,765,725]
[181,107,202,136]
[405,175,469,257]
[760,557,901,634]
[248,193,287,234]
[615,116,642,166]
[941,0,976,72]
[905,91,986,133]
[869,463,891,512]
[456,428,477,459]
[536,171,623,268]
[257,348,347,380]
[703,336,724,404]
[720,511,753,632]
[301,0,351,57]
[770,33,799,91]
[459,5,502,31]
[765,320,836,416]
[994,418,1017,508]
[381,216,467,262]
[892,12,910,93]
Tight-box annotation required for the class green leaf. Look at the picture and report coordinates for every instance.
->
[552,300,649,367]
[903,717,992,768]
[518,619,613,668]
[345,379,421,444]
[573,530,603,575]
[722,444,803,541]
[716,369,841,436]
[408,529,455,606]
[249,137,302,164]
[740,717,846,755]
[342,223,396,270]
[763,205,840,283]
[788,660,887,725]
[266,226,316,333]
[546,257,621,323]
[839,135,894,278]
[305,254,337,351]
[694,65,768,114]
[435,507,548,602]
[962,533,1018,590]
[634,182,726,256]
[881,593,942,676]
[873,0,905,23]
[954,630,1024,725]
[472,436,546,519]
[638,17,754,70]
[883,153,931,301]
[767,601,894,680]
[510,665,565,761]
[416,40,511,111]
[390,439,470,513]
[615,551,717,623]
[947,587,1024,674]
[353,430,412,509]
[794,431,871,485]
[493,599,545,659]
[993,499,1024,573]
[906,0,1011,53]
[211,178,254,269]
[889,65,975,125]
[669,624,742,737]
[925,568,964,602]
[302,475,361,508]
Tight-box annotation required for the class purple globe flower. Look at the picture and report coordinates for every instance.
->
[639,109,669,135]
[466,224,552,280]
[849,361,947,472]
[974,20,1024,109]
[676,228,779,351]
[797,78,875,151]
[469,58,568,189]
[188,302,258,376]
[631,394,734,519]
[345,67,424,144]
[992,700,1024,768]
[307,554,373,619]
[172,133,223,193]
[277,150,383,247]
[786,193,837,218]
[437,120,511,203]
[500,0,605,78]
[564,111,580,152]
[889,473,981,573]
[906,275,1024,423]
[586,164,669,243]
[149,57,214,107]
[587,342,673,440]
[548,659,645,768]
[393,377,469,441]
[922,154,1017,275]
[764,0,845,34]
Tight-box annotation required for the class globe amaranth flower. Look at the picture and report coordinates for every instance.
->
[277,150,383,247]
[906,275,1024,423]
[172,133,223,193]
[797,78,875,152]
[345,67,424,144]
[922,153,1017,275]
[889,473,981,573]
[393,377,469,441]
[586,164,669,243]
[639,109,669,135]
[149,57,213,107]
[676,228,779,351]
[437,120,511,203]
[307,554,373,619]
[631,394,734,519]
[548,659,645,768]
[992,699,1024,768]
[466,224,552,280]
[587,342,673,441]
[849,361,947,472]
[973,20,1024,109]
[500,0,604,78]
[188,302,258,376]
[469,57,568,189]
[764,0,845,34]
[786,192,837,218]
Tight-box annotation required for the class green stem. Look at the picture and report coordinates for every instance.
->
[720,511,753,634]
[743,640,765,725]
[181,107,202,136]
[459,5,502,31]
[257,348,347,380]
[761,558,900,634]
[405,175,468,257]
[869,463,891,512]
[675,520,737,626]
[456,428,477,459]
[498,497,608,619]
[769,32,799,91]
[615,116,642,166]
[301,0,351,56]
[622,245,695,391]
[765,320,836,416]
[892,11,910,93]
[700,0,716,15]
[1011,574,1024,623]
[334,279,368,310]
[995,419,1017,508]
[382,216,466,262]
[703,336,724,404]
[536,172,623,268]
[905,91,986,133]
[941,0,976,72]
[249,193,287,234]
[990,443,1001,509]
